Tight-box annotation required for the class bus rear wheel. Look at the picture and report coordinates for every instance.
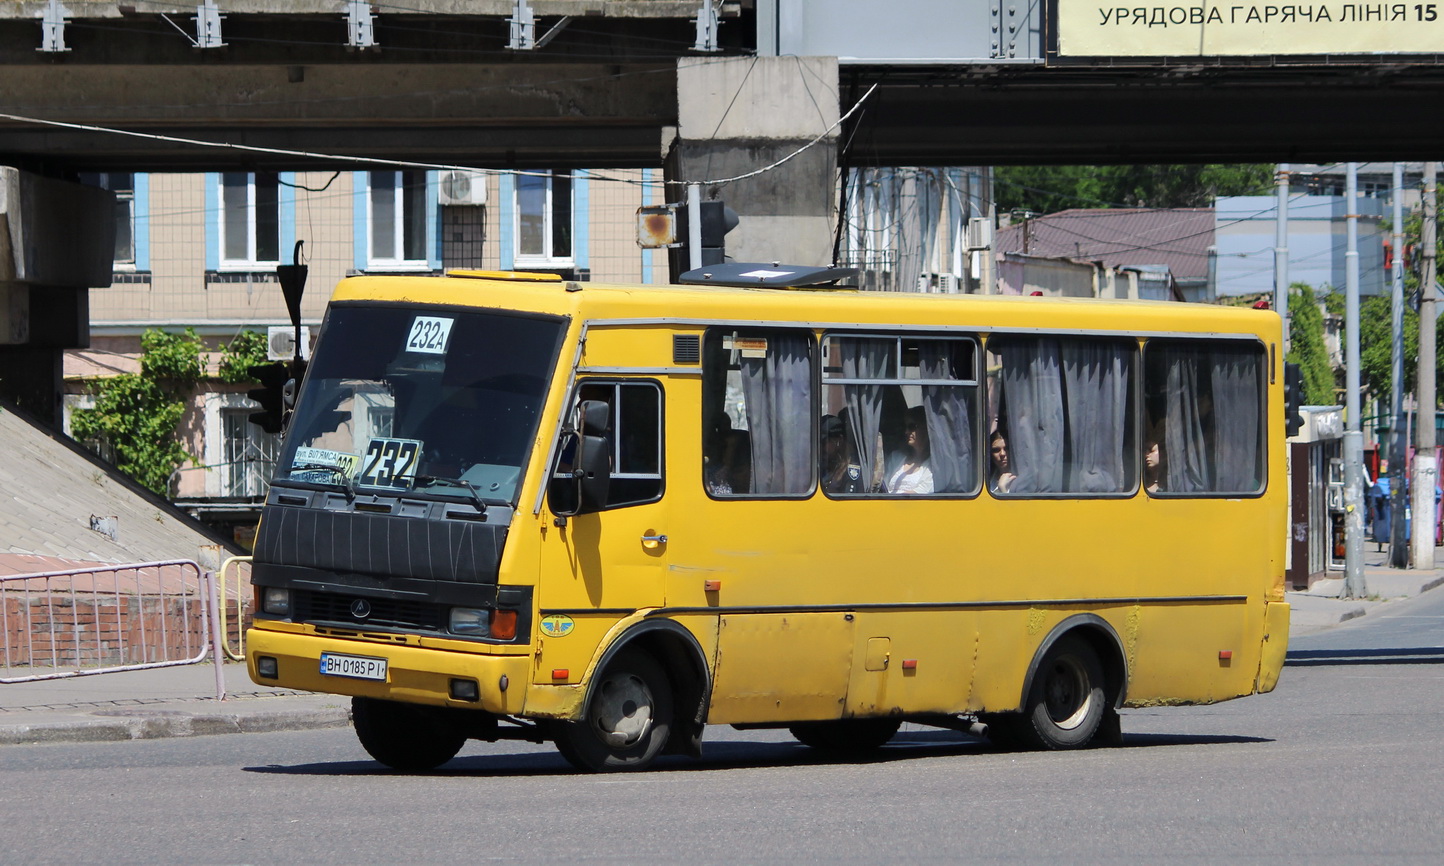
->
[352,697,467,772]
[1015,635,1106,750]
[789,718,901,754]
[552,649,673,772]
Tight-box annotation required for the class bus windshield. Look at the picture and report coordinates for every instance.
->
[275,304,565,504]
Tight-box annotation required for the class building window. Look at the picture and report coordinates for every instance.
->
[515,171,573,265]
[368,170,429,269]
[79,172,137,268]
[222,409,279,497]
[220,172,280,269]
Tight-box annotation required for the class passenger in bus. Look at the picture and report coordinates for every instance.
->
[989,430,1016,494]
[886,407,934,494]
[1144,437,1163,493]
[707,429,752,495]
[821,414,864,494]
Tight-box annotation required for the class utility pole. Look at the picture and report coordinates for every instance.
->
[1342,163,1367,599]
[1390,163,1408,567]
[1275,163,1290,350]
[1412,162,1439,571]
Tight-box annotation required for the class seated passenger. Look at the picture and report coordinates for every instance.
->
[886,407,934,494]
[1144,419,1164,493]
[707,430,752,495]
[821,414,864,494]
[989,430,1016,494]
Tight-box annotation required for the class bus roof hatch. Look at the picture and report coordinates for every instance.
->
[678,263,858,289]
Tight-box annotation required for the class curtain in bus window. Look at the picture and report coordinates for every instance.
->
[1210,346,1261,492]
[1000,339,1066,493]
[1160,349,1211,494]
[1061,341,1129,493]
[740,333,813,495]
[839,337,893,492]
[920,342,976,494]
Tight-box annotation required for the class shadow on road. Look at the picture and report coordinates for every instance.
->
[1285,647,1444,666]
[242,726,1267,777]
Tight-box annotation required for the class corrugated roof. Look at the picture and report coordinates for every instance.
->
[994,208,1215,282]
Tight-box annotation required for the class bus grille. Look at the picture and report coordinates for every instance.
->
[293,590,446,633]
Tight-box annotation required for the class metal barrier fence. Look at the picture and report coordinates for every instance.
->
[0,559,226,700]
[218,556,252,662]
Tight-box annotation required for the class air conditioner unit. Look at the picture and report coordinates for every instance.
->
[966,217,994,251]
[266,325,312,361]
[439,170,488,206]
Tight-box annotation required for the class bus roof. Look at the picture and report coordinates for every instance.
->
[330,271,1280,339]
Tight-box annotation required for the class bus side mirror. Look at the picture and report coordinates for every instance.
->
[549,400,611,516]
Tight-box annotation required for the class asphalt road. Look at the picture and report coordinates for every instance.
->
[3,599,1444,864]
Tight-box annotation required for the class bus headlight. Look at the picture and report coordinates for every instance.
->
[449,607,491,636]
[261,587,291,616]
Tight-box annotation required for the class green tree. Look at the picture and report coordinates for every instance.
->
[994,164,1274,215]
[69,329,271,496]
[1286,283,1338,405]
[70,328,205,495]
[216,329,270,384]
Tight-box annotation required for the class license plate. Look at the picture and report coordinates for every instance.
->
[319,652,388,681]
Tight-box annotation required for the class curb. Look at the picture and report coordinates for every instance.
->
[0,707,352,746]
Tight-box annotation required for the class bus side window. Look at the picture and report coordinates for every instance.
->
[1143,339,1264,496]
[987,336,1136,496]
[820,333,980,497]
[567,379,664,509]
[702,328,815,498]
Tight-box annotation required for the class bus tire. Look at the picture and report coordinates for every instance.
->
[789,718,901,754]
[352,697,467,772]
[1016,635,1106,750]
[552,649,672,772]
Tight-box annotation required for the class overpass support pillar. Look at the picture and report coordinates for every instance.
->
[666,56,839,277]
[0,168,114,427]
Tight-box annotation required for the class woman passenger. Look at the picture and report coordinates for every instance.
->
[886,407,934,495]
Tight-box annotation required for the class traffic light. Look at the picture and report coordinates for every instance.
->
[1283,361,1304,438]
[248,361,290,434]
[675,200,739,267]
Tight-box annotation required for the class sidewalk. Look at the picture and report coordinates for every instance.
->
[1286,545,1444,635]
[1,550,1439,748]
[0,662,351,746]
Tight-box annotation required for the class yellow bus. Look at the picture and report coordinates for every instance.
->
[246,263,1290,772]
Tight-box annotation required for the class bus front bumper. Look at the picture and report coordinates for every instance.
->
[246,627,532,716]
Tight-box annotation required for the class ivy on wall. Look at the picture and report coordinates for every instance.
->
[70,329,269,496]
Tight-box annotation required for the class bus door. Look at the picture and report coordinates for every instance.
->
[682,326,856,725]
[535,379,668,681]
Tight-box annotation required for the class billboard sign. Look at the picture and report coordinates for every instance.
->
[1055,0,1444,56]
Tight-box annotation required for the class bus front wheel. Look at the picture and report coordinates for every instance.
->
[552,649,673,772]
[352,697,467,772]
[1015,635,1106,750]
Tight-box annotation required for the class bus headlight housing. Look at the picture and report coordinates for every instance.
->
[449,607,491,636]
[261,587,291,616]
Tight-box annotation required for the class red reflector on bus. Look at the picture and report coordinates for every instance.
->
[901,659,918,670]
[704,580,722,592]
[551,668,569,679]
[1219,650,1233,660]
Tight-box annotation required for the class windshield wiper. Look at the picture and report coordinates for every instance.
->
[286,462,355,502]
[415,475,494,515]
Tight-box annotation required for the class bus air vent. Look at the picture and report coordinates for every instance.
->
[673,334,701,365]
